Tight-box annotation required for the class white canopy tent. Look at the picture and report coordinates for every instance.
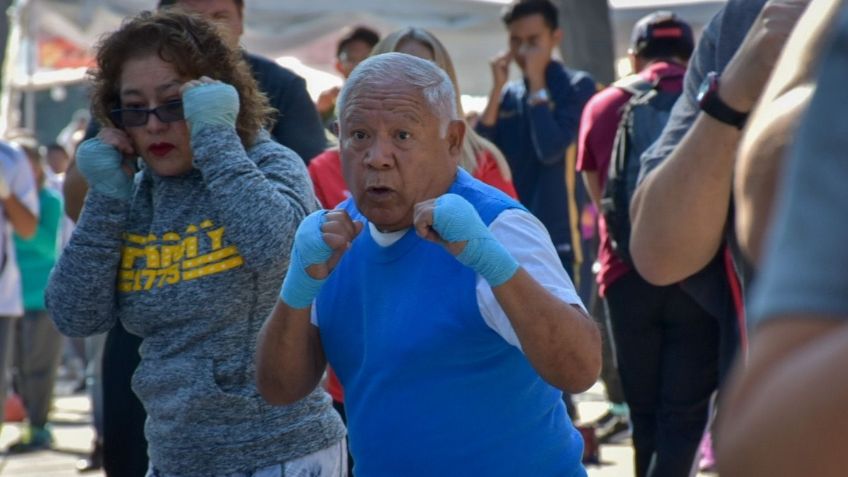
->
[0,0,726,137]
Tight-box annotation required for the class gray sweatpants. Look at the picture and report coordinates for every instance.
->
[13,310,63,427]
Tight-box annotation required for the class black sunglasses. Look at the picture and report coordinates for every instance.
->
[110,100,184,128]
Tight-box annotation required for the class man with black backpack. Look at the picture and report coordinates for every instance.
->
[577,12,718,477]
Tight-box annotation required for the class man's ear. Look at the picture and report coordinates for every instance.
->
[446,120,466,157]
[552,28,563,45]
[335,59,345,76]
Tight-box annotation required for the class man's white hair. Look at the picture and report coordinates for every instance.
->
[337,52,458,134]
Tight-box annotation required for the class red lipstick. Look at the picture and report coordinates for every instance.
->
[148,143,175,157]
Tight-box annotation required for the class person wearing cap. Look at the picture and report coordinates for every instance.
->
[628,0,811,368]
[316,26,381,130]
[576,11,714,476]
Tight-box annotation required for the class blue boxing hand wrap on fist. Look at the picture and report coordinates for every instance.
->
[182,82,240,140]
[433,194,519,287]
[280,210,333,309]
[75,138,134,201]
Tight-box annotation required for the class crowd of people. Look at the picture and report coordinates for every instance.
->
[0,0,844,476]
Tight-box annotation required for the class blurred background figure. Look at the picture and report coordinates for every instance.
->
[6,138,64,454]
[43,143,70,176]
[316,26,381,131]
[0,136,38,451]
[373,27,517,196]
[309,27,518,212]
[159,0,328,162]
[578,11,716,476]
[56,110,90,156]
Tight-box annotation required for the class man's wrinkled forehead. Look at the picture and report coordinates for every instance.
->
[171,0,243,17]
[341,79,429,122]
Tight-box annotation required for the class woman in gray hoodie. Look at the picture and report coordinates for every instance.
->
[46,10,345,477]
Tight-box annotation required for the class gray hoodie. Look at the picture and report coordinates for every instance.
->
[46,126,345,476]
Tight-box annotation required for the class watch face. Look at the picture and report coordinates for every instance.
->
[697,74,713,102]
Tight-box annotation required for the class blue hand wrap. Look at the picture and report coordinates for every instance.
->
[432,194,519,287]
[280,210,333,309]
[182,82,240,140]
[75,138,134,201]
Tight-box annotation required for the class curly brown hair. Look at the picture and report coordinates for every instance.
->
[89,9,275,148]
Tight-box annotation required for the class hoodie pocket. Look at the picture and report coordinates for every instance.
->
[132,357,260,428]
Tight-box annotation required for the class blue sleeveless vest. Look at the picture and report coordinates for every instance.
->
[315,170,586,477]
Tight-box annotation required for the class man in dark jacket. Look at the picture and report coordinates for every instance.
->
[160,0,327,162]
[477,0,596,284]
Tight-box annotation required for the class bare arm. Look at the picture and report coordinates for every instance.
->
[415,198,601,393]
[1,155,38,238]
[62,160,88,222]
[581,170,602,209]
[630,114,738,285]
[255,209,361,405]
[256,301,326,405]
[493,268,601,393]
[718,14,848,469]
[735,0,838,265]
[479,51,511,128]
[629,0,809,285]
[733,92,807,266]
[717,318,848,477]
[2,194,37,238]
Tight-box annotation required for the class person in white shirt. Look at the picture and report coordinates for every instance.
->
[0,139,39,443]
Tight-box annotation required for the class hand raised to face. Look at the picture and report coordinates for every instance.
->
[74,128,138,201]
[521,45,550,83]
[180,76,240,139]
[490,51,513,90]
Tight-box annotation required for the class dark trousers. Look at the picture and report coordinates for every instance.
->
[605,271,718,477]
[591,289,626,406]
[102,321,148,477]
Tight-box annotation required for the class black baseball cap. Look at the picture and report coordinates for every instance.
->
[630,11,694,61]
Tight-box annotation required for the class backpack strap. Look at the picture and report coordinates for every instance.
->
[613,71,686,98]
[612,75,655,97]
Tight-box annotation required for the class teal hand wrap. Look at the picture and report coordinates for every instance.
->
[182,82,240,140]
[433,194,519,287]
[280,210,333,309]
[75,138,134,201]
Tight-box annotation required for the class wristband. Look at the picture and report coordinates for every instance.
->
[75,138,134,201]
[182,82,240,140]
[280,210,333,309]
[433,194,519,287]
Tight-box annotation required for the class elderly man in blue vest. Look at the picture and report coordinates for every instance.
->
[256,52,601,477]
